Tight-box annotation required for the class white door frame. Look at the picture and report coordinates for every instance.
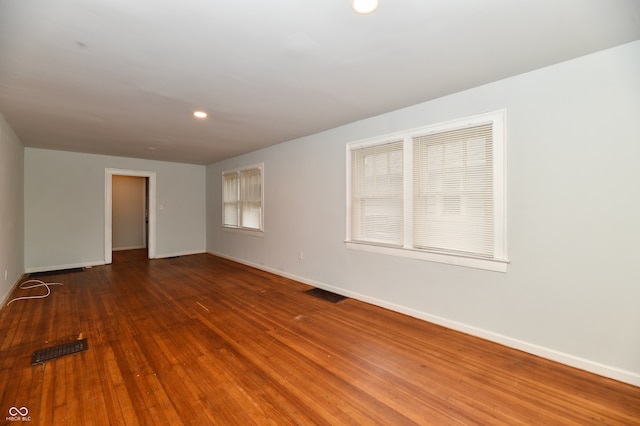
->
[105,168,157,264]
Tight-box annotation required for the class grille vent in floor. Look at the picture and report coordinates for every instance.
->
[28,267,84,278]
[31,338,88,366]
[304,288,347,303]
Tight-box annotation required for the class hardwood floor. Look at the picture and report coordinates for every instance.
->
[1,253,638,425]
[112,248,148,264]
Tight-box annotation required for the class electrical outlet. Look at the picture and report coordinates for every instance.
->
[4,270,7,281]
[298,251,304,261]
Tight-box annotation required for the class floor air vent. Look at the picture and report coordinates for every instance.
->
[305,288,347,303]
[31,338,88,367]
[29,267,85,278]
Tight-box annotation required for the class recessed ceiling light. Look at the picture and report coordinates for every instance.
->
[352,0,379,14]
[193,111,207,118]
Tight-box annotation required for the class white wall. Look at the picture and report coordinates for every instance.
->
[25,149,206,271]
[207,40,640,385]
[0,114,24,305]
[112,175,146,250]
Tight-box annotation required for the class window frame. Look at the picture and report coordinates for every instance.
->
[222,163,264,235]
[346,110,508,272]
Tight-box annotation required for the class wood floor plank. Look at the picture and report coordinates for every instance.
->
[0,252,638,424]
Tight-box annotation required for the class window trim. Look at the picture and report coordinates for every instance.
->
[346,110,508,272]
[222,163,264,234]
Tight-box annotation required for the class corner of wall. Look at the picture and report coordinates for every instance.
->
[0,113,26,305]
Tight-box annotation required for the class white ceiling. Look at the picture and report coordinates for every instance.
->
[1,0,639,165]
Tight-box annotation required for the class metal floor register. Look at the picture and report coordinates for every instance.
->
[31,338,88,367]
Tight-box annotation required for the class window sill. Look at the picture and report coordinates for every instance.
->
[222,226,265,238]
[345,241,508,272]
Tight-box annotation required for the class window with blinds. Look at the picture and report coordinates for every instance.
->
[351,140,404,245]
[413,123,494,257]
[222,164,264,232]
[347,110,507,272]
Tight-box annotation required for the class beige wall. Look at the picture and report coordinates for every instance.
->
[0,114,24,305]
[25,148,206,271]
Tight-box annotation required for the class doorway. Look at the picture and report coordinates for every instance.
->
[105,168,157,264]
[112,175,147,261]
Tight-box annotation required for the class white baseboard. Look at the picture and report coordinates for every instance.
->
[25,260,105,274]
[23,249,207,272]
[207,250,640,388]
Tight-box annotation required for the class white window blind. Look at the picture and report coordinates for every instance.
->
[351,140,404,245]
[223,173,240,227]
[240,168,262,229]
[222,164,263,231]
[413,123,494,257]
